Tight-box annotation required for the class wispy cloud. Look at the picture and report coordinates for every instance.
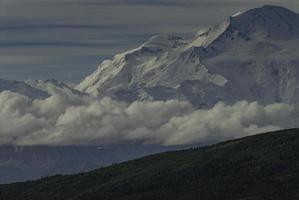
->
[0,0,298,82]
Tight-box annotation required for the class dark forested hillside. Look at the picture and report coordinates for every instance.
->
[0,144,184,184]
[1,129,299,200]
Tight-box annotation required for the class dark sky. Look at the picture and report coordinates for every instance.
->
[1,0,299,83]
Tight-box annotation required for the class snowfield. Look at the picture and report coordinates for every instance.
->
[76,5,299,107]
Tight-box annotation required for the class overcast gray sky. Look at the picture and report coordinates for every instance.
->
[1,0,299,83]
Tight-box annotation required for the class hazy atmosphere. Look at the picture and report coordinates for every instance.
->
[1,0,299,82]
[1,0,299,194]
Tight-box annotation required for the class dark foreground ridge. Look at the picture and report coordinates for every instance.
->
[1,129,299,200]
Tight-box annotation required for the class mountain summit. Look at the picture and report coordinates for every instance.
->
[234,5,299,35]
[77,6,299,107]
[201,5,299,48]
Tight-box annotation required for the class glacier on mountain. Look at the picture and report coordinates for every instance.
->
[76,5,299,107]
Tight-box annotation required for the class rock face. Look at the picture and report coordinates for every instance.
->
[77,5,299,107]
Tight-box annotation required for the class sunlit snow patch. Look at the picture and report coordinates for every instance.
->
[232,11,243,17]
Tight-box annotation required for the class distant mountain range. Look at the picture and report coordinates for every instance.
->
[0,79,48,99]
[1,128,299,200]
[0,78,82,98]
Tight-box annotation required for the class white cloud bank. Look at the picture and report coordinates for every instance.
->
[0,90,297,146]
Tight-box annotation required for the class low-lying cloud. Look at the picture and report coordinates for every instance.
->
[0,90,297,146]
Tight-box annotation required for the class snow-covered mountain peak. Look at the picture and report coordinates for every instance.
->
[230,5,298,26]
[143,35,185,49]
[0,79,48,99]
[26,79,71,88]
[229,5,299,39]
[77,5,299,107]
[201,5,299,49]
[0,78,84,99]
[116,35,186,61]
[76,34,193,96]
[26,79,83,96]
[100,35,183,66]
